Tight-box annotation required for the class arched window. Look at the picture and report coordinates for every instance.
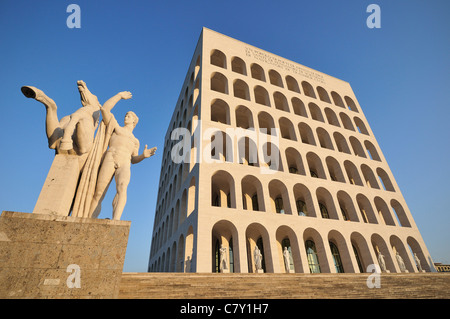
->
[274,92,289,112]
[345,96,359,112]
[326,157,345,183]
[286,75,300,93]
[334,132,351,154]
[231,57,246,75]
[337,191,359,222]
[365,140,381,161]
[317,128,334,150]
[210,131,233,162]
[307,152,326,179]
[340,112,355,131]
[279,117,296,140]
[211,170,235,208]
[269,180,290,214]
[292,97,307,117]
[317,86,331,103]
[374,197,396,226]
[301,81,316,98]
[269,70,283,87]
[285,147,305,175]
[305,240,321,273]
[361,164,380,189]
[250,63,265,82]
[238,136,259,166]
[263,142,283,172]
[211,99,230,124]
[357,194,378,224]
[210,72,228,94]
[391,199,411,227]
[235,105,254,129]
[344,160,363,186]
[210,49,226,68]
[241,175,265,212]
[354,117,369,135]
[325,107,340,127]
[233,79,250,100]
[254,86,271,106]
[377,168,395,192]
[329,241,344,273]
[258,112,276,136]
[308,103,324,122]
[299,123,316,145]
[331,91,345,108]
[294,183,315,217]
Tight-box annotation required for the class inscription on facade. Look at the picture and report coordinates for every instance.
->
[245,47,325,84]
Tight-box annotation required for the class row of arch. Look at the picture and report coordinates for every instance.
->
[152,174,196,254]
[211,170,408,226]
[149,226,195,273]
[208,129,393,189]
[154,155,400,258]
[210,99,377,163]
[210,72,362,126]
[154,134,392,230]
[154,124,395,230]
[210,48,359,112]
[149,220,431,273]
[210,220,431,274]
[211,97,369,137]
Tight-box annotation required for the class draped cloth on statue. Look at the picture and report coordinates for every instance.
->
[71,118,113,218]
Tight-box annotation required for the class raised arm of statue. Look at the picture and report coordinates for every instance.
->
[102,91,132,124]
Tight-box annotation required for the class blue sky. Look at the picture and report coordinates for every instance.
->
[0,0,449,272]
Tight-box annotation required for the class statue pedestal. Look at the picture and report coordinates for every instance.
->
[0,211,130,299]
[221,268,230,273]
[256,269,264,273]
[33,154,81,217]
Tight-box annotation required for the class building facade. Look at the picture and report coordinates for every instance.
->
[148,28,435,274]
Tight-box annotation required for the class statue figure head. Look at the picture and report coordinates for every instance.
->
[125,111,139,128]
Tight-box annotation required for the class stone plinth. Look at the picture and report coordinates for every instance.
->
[0,211,130,299]
[33,154,81,217]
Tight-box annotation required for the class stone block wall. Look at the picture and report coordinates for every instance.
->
[0,211,130,298]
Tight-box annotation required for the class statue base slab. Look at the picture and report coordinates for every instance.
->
[0,211,130,299]
[33,154,81,217]
[256,269,264,273]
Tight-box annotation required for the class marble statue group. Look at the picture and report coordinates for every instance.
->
[21,81,156,220]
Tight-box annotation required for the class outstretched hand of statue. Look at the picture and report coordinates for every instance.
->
[143,145,157,158]
[118,91,132,100]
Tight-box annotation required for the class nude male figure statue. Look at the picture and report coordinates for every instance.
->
[89,91,156,220]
